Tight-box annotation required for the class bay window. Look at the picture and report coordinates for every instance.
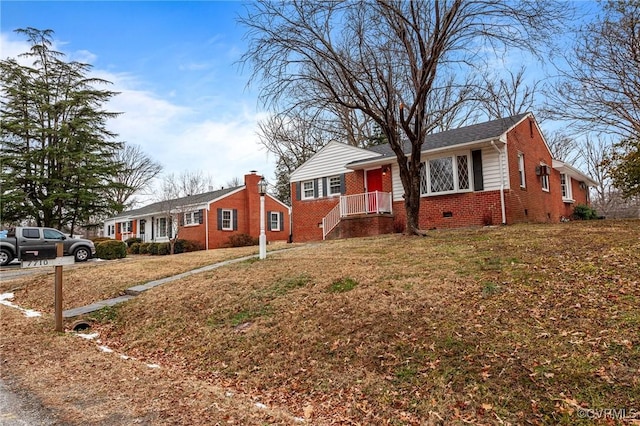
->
[420,153,472,195]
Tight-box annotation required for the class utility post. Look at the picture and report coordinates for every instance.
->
[54,242,64,332]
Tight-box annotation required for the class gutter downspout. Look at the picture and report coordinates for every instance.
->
[491,141,507,225]
[205,205,209,250]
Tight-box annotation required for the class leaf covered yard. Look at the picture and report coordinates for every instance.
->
[1,221,639,425]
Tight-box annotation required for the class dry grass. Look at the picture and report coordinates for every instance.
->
[1,221,639,425]
[0,245,264,311]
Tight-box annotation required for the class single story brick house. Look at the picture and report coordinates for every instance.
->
[290,113,597,242]
[104,172,291,249]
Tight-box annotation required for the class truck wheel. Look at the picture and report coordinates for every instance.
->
[74,247,90,262]
[0,249,13,267]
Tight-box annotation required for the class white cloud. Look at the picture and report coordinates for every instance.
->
[2,31,276,201]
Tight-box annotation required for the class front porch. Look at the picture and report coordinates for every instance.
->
[322,191,394,240]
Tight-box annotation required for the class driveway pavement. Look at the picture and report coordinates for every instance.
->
[0,377,57,425]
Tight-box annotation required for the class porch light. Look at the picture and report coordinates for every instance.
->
[258,176,267,196]
[258,176,267,259]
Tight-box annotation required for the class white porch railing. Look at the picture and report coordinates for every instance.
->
[322,191,392,240]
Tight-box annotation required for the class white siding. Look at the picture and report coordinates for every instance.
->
[392,163,404,202]
[481,146,510,191]
[290,141,380,182]
[390,145,509,201]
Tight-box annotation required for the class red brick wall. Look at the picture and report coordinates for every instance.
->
[291,190,339,242]
[174,173,291,250]
[179,213,206,248]
[205,181,290,249]
[291,167,395,242]
[327,214,395,240]
[504,117,562,224]
[559,175,591,218]
[393,190,503,230]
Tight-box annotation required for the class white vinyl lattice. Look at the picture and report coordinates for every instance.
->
[457,155,470,190]
[429,157,454,193]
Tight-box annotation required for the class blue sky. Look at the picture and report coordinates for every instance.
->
[1,1,272,199]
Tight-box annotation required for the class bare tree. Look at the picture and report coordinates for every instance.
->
[225,176,242,188]
[175,170,214,196]
[109,144,163,212]
[546,130,579,165]
[546,0,640,138]
[156,170,214,254]
[475,67,540,120]
[240,0,571,235]
[582,136,618,217]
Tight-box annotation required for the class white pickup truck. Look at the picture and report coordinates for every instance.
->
[0,227,96,266]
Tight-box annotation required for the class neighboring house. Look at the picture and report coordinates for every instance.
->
[290,113,597,242]
[104,172,291,249]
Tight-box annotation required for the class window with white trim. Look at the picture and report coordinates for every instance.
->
[221,209,233,231]
[328,176,342,196]
[156,217,168,238]
[560,173,573,200]
[540,163,549,192]
[518,152,526,188]
[184,210,200,226]
[269,211,281,231]
[302,180,315,199]
[420,153,472,195]
[119,221,132,233]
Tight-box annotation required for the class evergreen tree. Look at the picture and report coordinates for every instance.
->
[0,28,124,235]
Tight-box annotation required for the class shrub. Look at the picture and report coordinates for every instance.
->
[225,233,258,248]
[96,240,127,260]
[157,243,170,255]
[91,237,111,244]
[124,237,142,247]
[129,242,141,254]
[180,239,204,253]
[573,204,598,220]
[139,243,151,254]
[148,243,159,255]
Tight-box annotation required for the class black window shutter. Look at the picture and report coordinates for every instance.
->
[296,182,301,200]
[179,214,184,226]
[472,150,484,191]
[217,208,222,230]
[313,179,319,198]
[267,211,272,231]
[322,177,328,197]
[233,209,238,230]
[129,221,134,231]
[340,173,346,194]
[199,209,204,224]
[279,211,284,231]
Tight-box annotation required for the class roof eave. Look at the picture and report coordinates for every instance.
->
[346,137,503,170]
[552,160,599,187]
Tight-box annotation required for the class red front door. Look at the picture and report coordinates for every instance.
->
[366,169,383,213]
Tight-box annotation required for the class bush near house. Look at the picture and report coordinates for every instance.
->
[96,240,127,260]
[138,242,151,254]
[124,237,142,247]
[224,233,258,248]
[91,237,111,244]
[573,204,599,220]
[129,242,141,254]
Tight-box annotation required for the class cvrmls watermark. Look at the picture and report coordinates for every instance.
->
[577,407,638,420]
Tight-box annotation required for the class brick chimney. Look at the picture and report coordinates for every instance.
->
[245,171,263,237]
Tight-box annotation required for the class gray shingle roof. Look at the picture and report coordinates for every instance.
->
[109,186,241,219]
[354,113,529,162]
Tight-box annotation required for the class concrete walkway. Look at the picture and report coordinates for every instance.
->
[62,252,263,319]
